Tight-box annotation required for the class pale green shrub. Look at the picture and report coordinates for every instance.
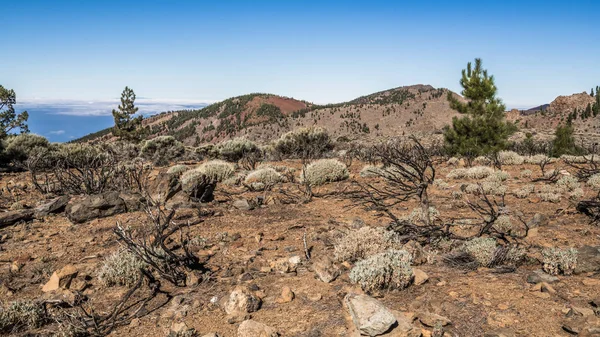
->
[140,136,185,166]
[587,173,600,190]
[406,206,440,224]
[463,237,497,267]
[301,159,348,186]
[349,249,413,293]
[498,151,524,165]
[556,175,580,192]
[542,247,578,275]
[272,126,332,159]
[4,133,50,164]
[464,183,481,195]
[334,226,402,262]
[481,181,507,196]
[540,192,562,203]
[524,154,552,165]
[244,167,281,190]
[468,166,495,179]
[98,249,146,287]
[569,188,584,201]
[447,166,494,180]
[216,137,260,162]
[514,184,534,199]
[493,215,523,236]
[538,184,564,202]
[486,171,510,182]
[447,168,468,179]
[197,160,235,182]
[473,156,491,166]
[0,300,47,332]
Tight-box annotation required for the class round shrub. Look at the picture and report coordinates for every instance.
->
[244,167,282,190]
[349,249,414,293]
[272,126,332,159]
[140,136,185,166]
[101,141,140,161]
[334,226,402,262]
[217,137,260,162]
[542,247,578,275]
[301,159,348,186]
[0,300,47,332]
[463,237,497,267]
[98,249,146,287]
[197,160,235,182]
[556,175,580,192]
[498,151,524,165]
[4,133,50,164]
[587,173,600,190]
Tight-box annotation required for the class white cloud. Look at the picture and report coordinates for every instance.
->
[17,98,211,117]
[49,130,66,135]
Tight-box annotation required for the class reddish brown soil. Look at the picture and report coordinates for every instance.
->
[1,160,600,336]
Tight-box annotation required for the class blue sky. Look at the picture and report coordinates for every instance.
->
[3,0,600,141]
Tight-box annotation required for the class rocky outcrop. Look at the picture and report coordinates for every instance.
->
[237,320,278,337]
[549,92,595,114]
[223,285,261,316]
[0,209,34,228]
[574,246,600,274]
[34,195,70,218]
[345,293,397,336]
[65,191,128,223]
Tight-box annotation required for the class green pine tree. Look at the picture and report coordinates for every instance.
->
[591,88,595,97]
[0,85,29,140]
[443,58,517,158]
[551,122,583,157]
[112,86,145,142]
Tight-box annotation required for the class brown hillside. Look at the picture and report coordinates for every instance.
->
[139,86,463,146]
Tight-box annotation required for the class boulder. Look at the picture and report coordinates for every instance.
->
[237,320,278,337]
[233,199,252,211]
[34,195,70,218]
[412,269,429,286]
[313,256,340,283]
[345,293,397,336]
[276,286,294,303]
[418,312,451,327]
[526,270,559,284]
[575,246,600,274]
[223,285,261,316]
[42,264,78,292]
[0,209,34,228]
[65,191,127,223]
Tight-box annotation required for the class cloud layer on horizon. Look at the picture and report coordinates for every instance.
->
[16,98,210,117]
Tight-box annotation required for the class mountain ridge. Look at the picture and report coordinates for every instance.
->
[76,84,462,145]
